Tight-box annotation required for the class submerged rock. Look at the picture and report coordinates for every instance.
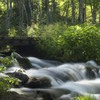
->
[24,77,52,88]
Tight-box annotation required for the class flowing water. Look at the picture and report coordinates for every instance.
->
[2,52,100,100]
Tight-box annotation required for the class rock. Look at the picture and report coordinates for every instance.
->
[0,91,37,100]
[85,60,99,69]
[84,60,100,79]
[16,57,33,69]
[37,91,55,100]
[11,52,33,69]
[7,72,29,87]
[58,92,78,100]
[83,69,96,79]
[24,77,51,88]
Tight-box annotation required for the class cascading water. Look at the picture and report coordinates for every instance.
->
[2,52,100,100]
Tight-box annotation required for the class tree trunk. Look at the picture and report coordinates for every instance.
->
[83,0,86,22]
[44,0,52,24]
[71,0,75,24]
[19,0,24,28]
[92,6,96,24]
[28,0,33,20]
[90,0,98,24]
[52,0,56,13]
[78,0,84,23]
[5,0,10,29]
[99,11,100,24]
[92,1,97,24]
[65,1,70,23]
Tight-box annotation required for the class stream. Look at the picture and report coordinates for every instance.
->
[1,52,100,100]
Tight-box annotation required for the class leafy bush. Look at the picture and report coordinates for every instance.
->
[31,23,100,62]
[62,24,100,62]
[0,57,12,67]
[0,57,19,97]
[35,23,68,60]
[0,73,19,97]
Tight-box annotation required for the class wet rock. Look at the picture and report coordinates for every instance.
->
[0,91,37,100]
[58,92,78,100]
[24,77,51,88]
[85,69,96,79]
[16,57,33,69]
[7,72,29,87]
[83,60,99,79]
[37,91,55,100]
[11,52,33,69]
[85,60,99,69]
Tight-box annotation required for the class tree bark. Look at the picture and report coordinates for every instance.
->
[92,6,96,24]
[78,0,84,23]
[71,0,75,24]
[83,0,86,22]
[65,0,70,23]
[99,11,100,24]
[6,0,10,29]
[52,0,56,13]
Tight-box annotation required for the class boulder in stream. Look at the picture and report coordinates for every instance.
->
[24,77,52,88]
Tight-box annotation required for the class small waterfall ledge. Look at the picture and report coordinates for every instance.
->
[1,52,100,100]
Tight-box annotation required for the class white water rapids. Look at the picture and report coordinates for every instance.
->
[2,52,100,100]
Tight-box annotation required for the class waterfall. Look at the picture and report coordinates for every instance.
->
[3,52,100,100]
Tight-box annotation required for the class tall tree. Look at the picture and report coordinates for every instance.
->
[78,0,84,23]
[89,0,99,24]
[71,0,75,23]
[83,0,86,22]
[52,0,56,13]
[5,0,13,29]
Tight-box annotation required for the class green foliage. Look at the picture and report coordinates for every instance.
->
[35,23,67,59]
[0,2,6,15]
[74,95,96,100]
[0,77,10,95]
[0,57,12,67]
[0,76,19,96]
[0,0,100,35]
[8,27,17,37]
[0,66,6,72]
[34,23,100,62]
[62,24,100,61]
[0,57,19,97]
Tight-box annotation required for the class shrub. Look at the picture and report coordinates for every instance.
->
[0,56,12,67]
[35,23,68,60]
[62,25,100,62]
[32,23,100,62]
[0,57,19,97]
